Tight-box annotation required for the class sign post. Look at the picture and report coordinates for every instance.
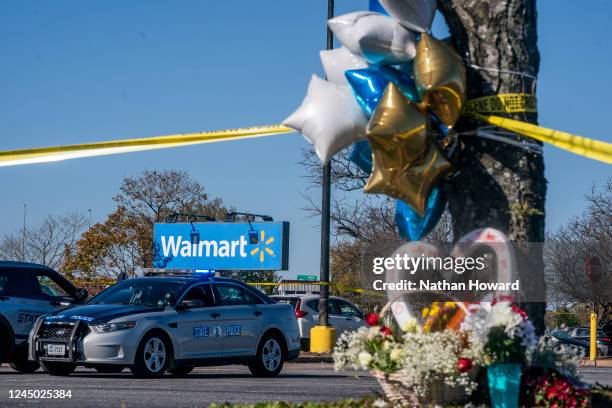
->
[585,256,602,363]
[310,0,336,354]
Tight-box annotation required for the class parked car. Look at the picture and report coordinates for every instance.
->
[602,320,612,339]
[0,261,88,373]
[549,330,589,356]
[564,326,610,357]
[29,272,300,377]
[271,295,365,349]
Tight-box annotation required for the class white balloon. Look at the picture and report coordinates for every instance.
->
[327,11,416,65]
[379,0,437,33]
[283,75,367,164]
[320,46,368,86]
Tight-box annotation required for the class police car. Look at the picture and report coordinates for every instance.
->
[29,271,301,378]
[0,261,88,373]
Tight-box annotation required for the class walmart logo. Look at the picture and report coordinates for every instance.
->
[250,230,275,263]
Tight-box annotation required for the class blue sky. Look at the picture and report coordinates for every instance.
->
[0,1,610,278]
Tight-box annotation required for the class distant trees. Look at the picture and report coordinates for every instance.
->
[0,213,87,270]
[545,179,611,324]
[63,169,230,278]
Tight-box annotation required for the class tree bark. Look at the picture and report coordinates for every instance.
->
[438,0,547,332]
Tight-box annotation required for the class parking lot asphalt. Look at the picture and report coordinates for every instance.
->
[0,363,610,407]
[0,363,380,407]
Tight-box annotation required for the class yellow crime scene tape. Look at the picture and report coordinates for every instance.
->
[0,125,294,167]
[247,281,385,298]
[464,93,537,114]
[0,93,610,165]
[473,113,612,164]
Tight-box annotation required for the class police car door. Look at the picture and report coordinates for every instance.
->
[175,283,223,359]
[213,283,263,357]
[0,269,53,341]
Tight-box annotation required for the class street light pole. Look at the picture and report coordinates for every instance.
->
[310,0,335,353]
[21,203,26,261]
[319,0,334,328]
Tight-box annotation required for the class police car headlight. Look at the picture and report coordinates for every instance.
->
[93,321,137,333]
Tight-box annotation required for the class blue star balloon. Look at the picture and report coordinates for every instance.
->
[395,187,446,241]
[369,0,388,14]
[350,140,373,174]
[345,66,420,117]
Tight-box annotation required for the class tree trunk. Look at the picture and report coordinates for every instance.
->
[438,0,547,332]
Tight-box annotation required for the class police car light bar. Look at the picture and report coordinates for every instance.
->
[140,268,214,277]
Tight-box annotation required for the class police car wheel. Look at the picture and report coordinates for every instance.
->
[9,360,40,374]
[249,334,284,377]
[40,361,76,376]
[168,366,194,377]
[131,333,170,378]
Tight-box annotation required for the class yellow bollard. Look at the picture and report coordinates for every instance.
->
[310,326,336,353]
[590,313,597,361]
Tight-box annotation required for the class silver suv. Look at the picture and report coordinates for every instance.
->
[29,272,300,378]
[0,261,87,373]
[271,295,365,349]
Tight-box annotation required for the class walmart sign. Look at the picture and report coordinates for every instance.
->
[153,222,289,270]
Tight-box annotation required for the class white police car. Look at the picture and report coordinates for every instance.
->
[29,271,300,378]
[0,261,87,373]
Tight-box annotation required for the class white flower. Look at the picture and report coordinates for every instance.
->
[401,317,419,332]
[373,399,388,408]
[390,348,403,361]
[358,351,373,367]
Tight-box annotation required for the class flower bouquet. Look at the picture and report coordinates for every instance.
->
[461,301,538,408]
[333,309,479,406]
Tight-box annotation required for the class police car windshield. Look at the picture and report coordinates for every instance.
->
[88,279,186,307]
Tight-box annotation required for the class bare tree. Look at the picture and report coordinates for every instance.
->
[0,213,87,270]
[545,179,611,323]
[302,144,453,299]
[114,169,227,223]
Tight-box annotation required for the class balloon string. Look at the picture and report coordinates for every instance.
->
[459,127,543,154]
[467,64,537,94]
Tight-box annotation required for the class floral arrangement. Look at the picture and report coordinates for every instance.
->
[333,314,406,375]
[333,312,480,398]
[460,301,538,365]
[523,369,590,408]
[397,330,479,397]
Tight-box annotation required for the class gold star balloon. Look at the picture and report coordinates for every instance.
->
[365,83,453,215]
[414,33,466,128]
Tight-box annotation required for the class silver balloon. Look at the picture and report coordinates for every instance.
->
[283,75,368,164]
[328,11,417,65]
[320,46,368,86]
[379,0,437,33]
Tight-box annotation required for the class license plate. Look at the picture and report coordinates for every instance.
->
[47,344,66,356]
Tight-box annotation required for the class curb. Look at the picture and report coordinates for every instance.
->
[291,353,334,364]
[580,358,612,367]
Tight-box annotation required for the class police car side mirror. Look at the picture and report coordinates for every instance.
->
[176,299,205,310]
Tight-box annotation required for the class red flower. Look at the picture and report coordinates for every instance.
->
[457,358,472,373]
[511,304,528,319]
[365,313,381,326]
[380,326,393,336]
